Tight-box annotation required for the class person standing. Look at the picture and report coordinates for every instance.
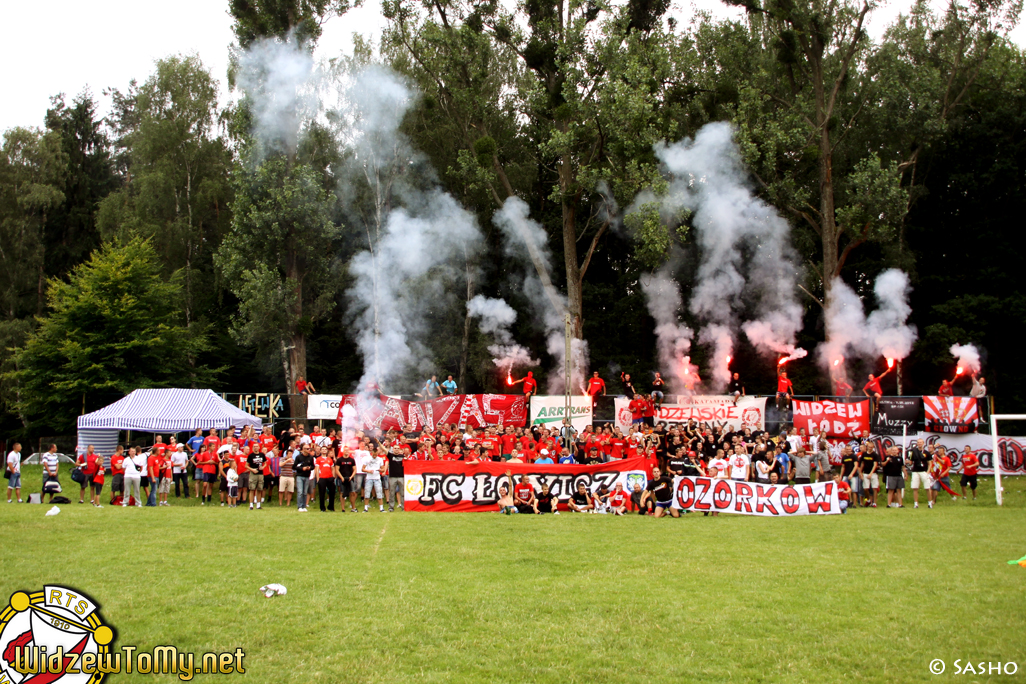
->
[792,448,815,484]
[905,439,931,508]
[859,443,881,508]
[775,369,794,417]
[882,446,905,508]
[122,447,144,507]
[157,449,173,507]
[247,445,268,510]
[362,448,386,512]
[385,443,405,513]
[41,444,61,503]
[278,446,295,507]
[928,446,954,508]
[970,373,987,398]
[586,371,606,398]
[110,445,125,503]
[641,468,678,518]
[6,442,22,503]
[87,446,105,508]
[335,446,357,512]
[729,372,745,405]
[314,446,336,512]
[959,446,979,500]
[294,443,315,512]
[170,444,189,498]
[74,446,93,504]
[839,445,860,508]
[146,446,163,507]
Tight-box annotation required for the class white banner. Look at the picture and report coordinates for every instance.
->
[614,396,767,434]
[307,394,345,420]
[671,476,841,516]
[529,395,594,432]
[865,432,1026,475]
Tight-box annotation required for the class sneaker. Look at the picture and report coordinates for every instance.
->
[257,503,262,509]
[6,499,10,504]
[928,501,933,509]
[554,511,560,515]
[201,501,205,506]
[221,502,225,507]
[952,496,958,501]
[136,503,142,507]
[249,504,254,510]
[364,505,369,512]
[379,506,384,512]
[914,503,919,508]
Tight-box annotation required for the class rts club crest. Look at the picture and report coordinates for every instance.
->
[0,586,115,684]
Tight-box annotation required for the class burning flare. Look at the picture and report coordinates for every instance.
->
[778,358,788,366]
[886,357,894,369]
[506,369,513,386]
[956,366,964,376]
[725,355,731,365]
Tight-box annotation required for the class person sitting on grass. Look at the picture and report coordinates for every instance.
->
[592,483,610,513]
[834,473,851,513]
[534,483,556,514]
[513,474,535,513]
[568,483,594,513]
[608,483,630,515]
[498,471,517,514]
[630,483,651,515]
[642,467,679,518]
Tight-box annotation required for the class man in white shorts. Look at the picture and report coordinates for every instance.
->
[905,439,932,509]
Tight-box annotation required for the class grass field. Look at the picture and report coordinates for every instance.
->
[2,464,1025,683]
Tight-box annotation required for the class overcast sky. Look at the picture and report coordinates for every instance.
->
[2,0,1023,133]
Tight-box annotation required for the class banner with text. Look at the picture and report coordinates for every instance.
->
[614,396,767,434]
[336,394,526,432]
[671,477,841,516]
[530,395,594,432]
[403,456,653,512]
[308,394,345,420]
[865,432,1025,475]
[923,396,979,433]
[792,399,870,439]
[871,397,921,436]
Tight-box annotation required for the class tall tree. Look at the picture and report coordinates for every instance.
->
[8,237,215,433]
[98,55,233,325]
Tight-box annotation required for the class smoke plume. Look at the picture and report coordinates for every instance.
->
[494,197,589,394]
[651,122,806,388]
[639,268,693,394]
[467,295,539,374]
[950,343,981,374]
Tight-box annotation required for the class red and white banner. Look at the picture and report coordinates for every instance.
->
[923,396,978,434]
[403,457,653,512]
[336,393,526,432]
[614,396,767,433]
[671,477,841,516]
[864,432,1025,475]
[791,399,870,439]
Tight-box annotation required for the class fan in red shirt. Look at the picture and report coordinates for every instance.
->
[258,426,277,454]
[586,372,606,397]
[776,369,794,413]
[862,365,892,412]
[607,483,630,514]
[959,447,979,500]
[642,394,656,426]
[513,476,535,513]
[500,430,517,458]
[834,474,851,513]
[511,371,538,399]
[203,429,221,452]
[609,433,626,459]
[628,396,646,426]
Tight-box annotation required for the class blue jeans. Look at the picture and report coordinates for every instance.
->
[296,476,311,508]
[146,479,157,506]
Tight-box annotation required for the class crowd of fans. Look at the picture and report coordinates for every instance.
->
[5,418,981,514]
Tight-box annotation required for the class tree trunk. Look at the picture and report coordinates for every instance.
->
[286,249,307,420]
[812,53,839,300]
[458,249,473,391]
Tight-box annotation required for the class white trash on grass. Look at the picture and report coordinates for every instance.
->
[260,583,287,598]
[45,506,60,516]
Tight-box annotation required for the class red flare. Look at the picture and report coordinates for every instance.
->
[506,371,513,386]
[886,358,894,369]
[778,358,787,366]
[956,366,964,376]
[725,355,731,365]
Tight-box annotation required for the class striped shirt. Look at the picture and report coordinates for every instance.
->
[279,455,294,478]
[41,452,60,476]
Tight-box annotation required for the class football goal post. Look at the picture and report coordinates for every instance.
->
[988,414,1025,506]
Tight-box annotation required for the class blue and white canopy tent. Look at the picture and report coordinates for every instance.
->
[76,389,262,457]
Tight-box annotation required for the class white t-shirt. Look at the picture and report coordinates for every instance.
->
[786,435,804,452]
[123,455,142,477]
[708,458,730,479]
[299,434,312,446]
[171,451,188,473]
[313,434,331,448]
[729,453,750,480]
[6,450,21,473]
[756,460,772,479]
[363,456,383,481]
[227,468,239,484]
[41,452,60,476]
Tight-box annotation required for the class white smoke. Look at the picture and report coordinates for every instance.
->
[950,343,981,374]
[494,197,589,394]
[467,295,539,373]
[236,39,321,155]
[820,269,917,383]
[639,269,693,394]
[652,122,806,389]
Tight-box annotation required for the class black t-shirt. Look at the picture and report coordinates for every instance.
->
[247,452,266,473]
[729,379,744,394]
[882,454,903,477]
[571,491,590,506]
[860,451,880,474]
[667,457,687,476]
[681,460,702,477]
[335,456,356,479]
[646,476,674,503]
[840,454,858,477]
[907,448,929,472]
[388,453,405,478]
[536,492,554,511]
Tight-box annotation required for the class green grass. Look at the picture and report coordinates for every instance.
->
[2,465,1025,683]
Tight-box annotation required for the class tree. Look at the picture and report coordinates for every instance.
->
[98,55,233,325]
[42,92,119,280]
[7,237,215,433]
[229,0,363,47]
